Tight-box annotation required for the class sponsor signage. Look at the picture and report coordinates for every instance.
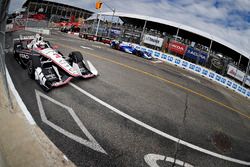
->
[161,54,167,60]
[143,34,164,47]
[227,64,250,86]
[147,49,153,56]
[154,52,161,57]
[168,40,187,55]
[110,29,121,35]
[185,47,208,63]
[182,61,188,68]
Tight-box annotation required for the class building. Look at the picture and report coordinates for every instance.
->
[22,0,93,20]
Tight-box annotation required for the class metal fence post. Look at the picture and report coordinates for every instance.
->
[140,20,147,45]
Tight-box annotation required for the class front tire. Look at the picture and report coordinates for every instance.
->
[27,56,41,79]
[27,60,35,79]
[41,81,52,92]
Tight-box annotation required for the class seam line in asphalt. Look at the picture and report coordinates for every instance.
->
[57,43,250,120]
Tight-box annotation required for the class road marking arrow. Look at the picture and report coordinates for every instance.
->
[35,89,107,154]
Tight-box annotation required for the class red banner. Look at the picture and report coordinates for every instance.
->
[168,40,187,55]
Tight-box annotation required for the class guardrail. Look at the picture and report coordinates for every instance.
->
[129,43,250,99]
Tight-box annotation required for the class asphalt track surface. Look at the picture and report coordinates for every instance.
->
[5,30,250,167]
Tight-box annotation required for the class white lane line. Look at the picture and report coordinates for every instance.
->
[6,68,36,125]
[80,46,94,50]
[151,60,163,64]
[182,74,201,83]
[91,45,102,49]
[35,90,107,154]
[70,82,250,166]
[144,153,193,167]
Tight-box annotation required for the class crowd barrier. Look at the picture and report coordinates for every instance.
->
[130,43,250,99]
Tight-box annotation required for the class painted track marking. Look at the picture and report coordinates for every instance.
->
[55,42,250,120]
[70,83,250,166]
[144,153,194,167]
[85,52,250,119]
[57,43,250,120]
[182,74,201,83]
[80,46,94,50]
[35,89,107,154]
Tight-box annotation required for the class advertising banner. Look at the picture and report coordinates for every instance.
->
[185,47,208,63]
[227,64,245,82]
[143,34,164,47]
[168,40,187,55]
[227,64,250,86]
[111,29,121,35]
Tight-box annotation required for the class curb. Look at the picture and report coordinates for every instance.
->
[6,67,36,125]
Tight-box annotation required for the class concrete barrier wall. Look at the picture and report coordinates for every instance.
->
[130,43,250,99]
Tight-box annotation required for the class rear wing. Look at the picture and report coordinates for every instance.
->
[13,35,35,42]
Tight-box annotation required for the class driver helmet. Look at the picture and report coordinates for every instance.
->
[37,41,46,49]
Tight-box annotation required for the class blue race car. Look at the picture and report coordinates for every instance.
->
[111,40,135,54]
[133,49,153,60]
[110,41,153,60]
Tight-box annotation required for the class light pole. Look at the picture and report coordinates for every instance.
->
[140,20,147,45]
[104,3,115,38]
[95,1,115,38]
[95,10,102,36]
[107,8,115,38]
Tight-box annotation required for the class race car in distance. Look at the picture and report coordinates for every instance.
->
[110,40,153,60]
[13,34,98,91]
[60,25,80,33]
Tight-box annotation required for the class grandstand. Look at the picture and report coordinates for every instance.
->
[22,0,93,20]
[84,12,249,83]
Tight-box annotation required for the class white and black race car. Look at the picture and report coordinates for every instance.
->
[13,34,98,91]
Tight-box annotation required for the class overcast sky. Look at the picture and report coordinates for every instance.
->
[9,0,250,56]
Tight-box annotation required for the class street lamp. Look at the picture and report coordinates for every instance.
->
[95,11,102,36]
[94,1,115,38]
[95,1,102,36]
